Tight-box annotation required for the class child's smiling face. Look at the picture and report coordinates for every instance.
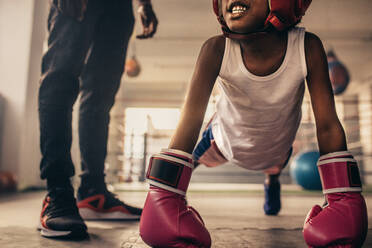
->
[221,0,269,34]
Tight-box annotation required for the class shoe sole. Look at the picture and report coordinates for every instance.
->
[79,208,141,220]
[37,222,87,238]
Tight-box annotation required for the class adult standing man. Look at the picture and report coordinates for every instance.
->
[38,0,158,238]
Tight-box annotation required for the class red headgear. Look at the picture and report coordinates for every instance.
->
[213,0,312,39]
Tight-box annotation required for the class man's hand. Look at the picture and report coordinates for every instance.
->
[56,0,88,21]
[136,1,158,39]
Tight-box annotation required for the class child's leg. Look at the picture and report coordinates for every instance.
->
[192,125,228,168]
[264,147,293,179]
[264,148,293,183]
[262,148,293,215]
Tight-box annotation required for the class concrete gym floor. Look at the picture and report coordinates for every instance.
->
[0,184,371,248]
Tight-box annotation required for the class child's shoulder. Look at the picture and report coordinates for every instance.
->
[288,27,322,46]
[303,31,328,76]
[201,35,225,56]
[304,31,323,49]
[304,31,325,59]
[195,35,226,68]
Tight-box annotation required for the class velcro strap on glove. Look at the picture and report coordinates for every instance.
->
[146,149,194,196]
[318,151,362,194]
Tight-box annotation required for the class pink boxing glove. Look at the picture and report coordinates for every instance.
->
[303,151,368,248]
[139,149,212,248]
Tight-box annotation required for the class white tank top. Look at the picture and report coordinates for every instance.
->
[211,27,307,170]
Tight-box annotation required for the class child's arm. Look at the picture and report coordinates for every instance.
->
[304,32,347,155]
[139,36,225,248]
[303,32,367,248]
[168,35,225,153]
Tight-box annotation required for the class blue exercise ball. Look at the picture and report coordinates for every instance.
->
[290,151,322,190]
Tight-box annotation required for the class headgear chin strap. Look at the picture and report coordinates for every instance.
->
[213,0,312,39]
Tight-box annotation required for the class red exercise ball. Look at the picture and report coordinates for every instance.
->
[327,50,350,95]
[125,56,141,78]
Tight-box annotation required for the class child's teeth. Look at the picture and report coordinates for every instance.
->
[232,5,247,14]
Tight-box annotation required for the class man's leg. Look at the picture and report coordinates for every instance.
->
[38,0,102,238]
[76,0,138,220]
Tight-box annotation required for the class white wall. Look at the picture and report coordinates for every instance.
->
[0,0,48,188]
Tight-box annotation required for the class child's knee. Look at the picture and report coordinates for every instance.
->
[264,165,283,175]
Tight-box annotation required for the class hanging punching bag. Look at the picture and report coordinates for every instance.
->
[327,50,350,95]
[125,56,141,78]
